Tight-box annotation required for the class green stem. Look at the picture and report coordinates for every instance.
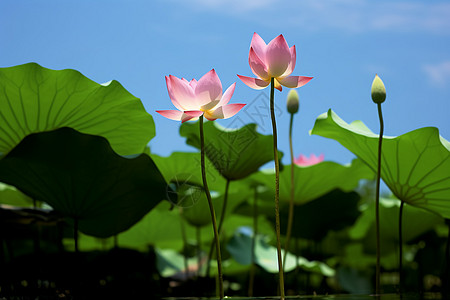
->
[284,112,295,271]
[270,77,285,299]
[205,179,230,278]
[399,200,404,294]
[375,102,384,294]
[199,115,224,299]
[196,226,202,278]
[248,185,259,297]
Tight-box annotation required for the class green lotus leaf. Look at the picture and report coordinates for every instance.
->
[150,152,227,194]
[115,201,193,252]
[181,189,250,228]
[110,199,275,252]
[155,248,200,278]
[282,189,361,241]
[179,121,282,180]
[155,248,251,279]
[226,227,335,276]
[0,63,154,156]
[0,182,34,207]
[350,197,444,255]
[151,151,251,227]
[0,127,167,237]
[311,109,450,218]
[250,158,373,205]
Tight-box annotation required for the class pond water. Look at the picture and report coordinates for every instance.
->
[162,293,443,300]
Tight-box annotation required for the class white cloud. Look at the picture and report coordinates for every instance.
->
[423,61,450,87]
[285,0,450,35]
[169,0,450,35]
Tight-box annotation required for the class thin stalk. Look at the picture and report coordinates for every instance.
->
[270,77,285,299]
[196,226,202,278]
[283,112,295,271]
[199,115,224,299]
[375,103,384,294]
[399,200,405,294]
[248,186,259,297]
[206,179,230,278]
[180,210,190,279]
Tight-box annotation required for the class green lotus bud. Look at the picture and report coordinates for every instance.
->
[287,89,299,114]
[371,74,386,104]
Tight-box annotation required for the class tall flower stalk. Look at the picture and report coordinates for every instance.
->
[371,74,386,295]
[238,32,312,299]
[199,115,223,297]
[284,89,299,269]
[269,77,285,298]
[157,69,245,299]
[205,179,230,278]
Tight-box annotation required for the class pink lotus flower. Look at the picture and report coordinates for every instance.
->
[294,154,324,166]
[238,33,313,92]
[157,69,245,123]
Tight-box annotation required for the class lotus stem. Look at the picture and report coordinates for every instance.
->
[248,185,259,297]
[284,112,295,271]
[375,102,384,294]
[270,77,285,299]
[399,200,405,294]
[199,115,224,299]
[206,179,230,278]
[196,226,202,278]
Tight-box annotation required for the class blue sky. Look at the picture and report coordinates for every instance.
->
[1,0,449,167]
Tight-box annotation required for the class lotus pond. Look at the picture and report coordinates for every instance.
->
[0,34,449,300]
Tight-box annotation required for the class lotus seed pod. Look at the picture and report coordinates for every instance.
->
[371,74,386,104]
[287,89,299,114]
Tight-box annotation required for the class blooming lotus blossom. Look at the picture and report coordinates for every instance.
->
[238,33,313,91]
[157,69,245,123]
[294,154,324,166]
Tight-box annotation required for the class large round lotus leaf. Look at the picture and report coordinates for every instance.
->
[150,152,228,195]
[251,158,373,205]
[280,189,361,241]
[179,121,282,181]
[349,198,444,255]
[311,109,450,218]
[0,182,34,207]
[181,188,250,228]
[0,63,154,156]
[226,227,335,276]
[0,127,167,238]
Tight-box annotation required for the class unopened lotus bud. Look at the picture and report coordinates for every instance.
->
[371,74,386,104]
[287,89,299,114]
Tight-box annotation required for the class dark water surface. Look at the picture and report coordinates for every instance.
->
[162,293,443,300]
